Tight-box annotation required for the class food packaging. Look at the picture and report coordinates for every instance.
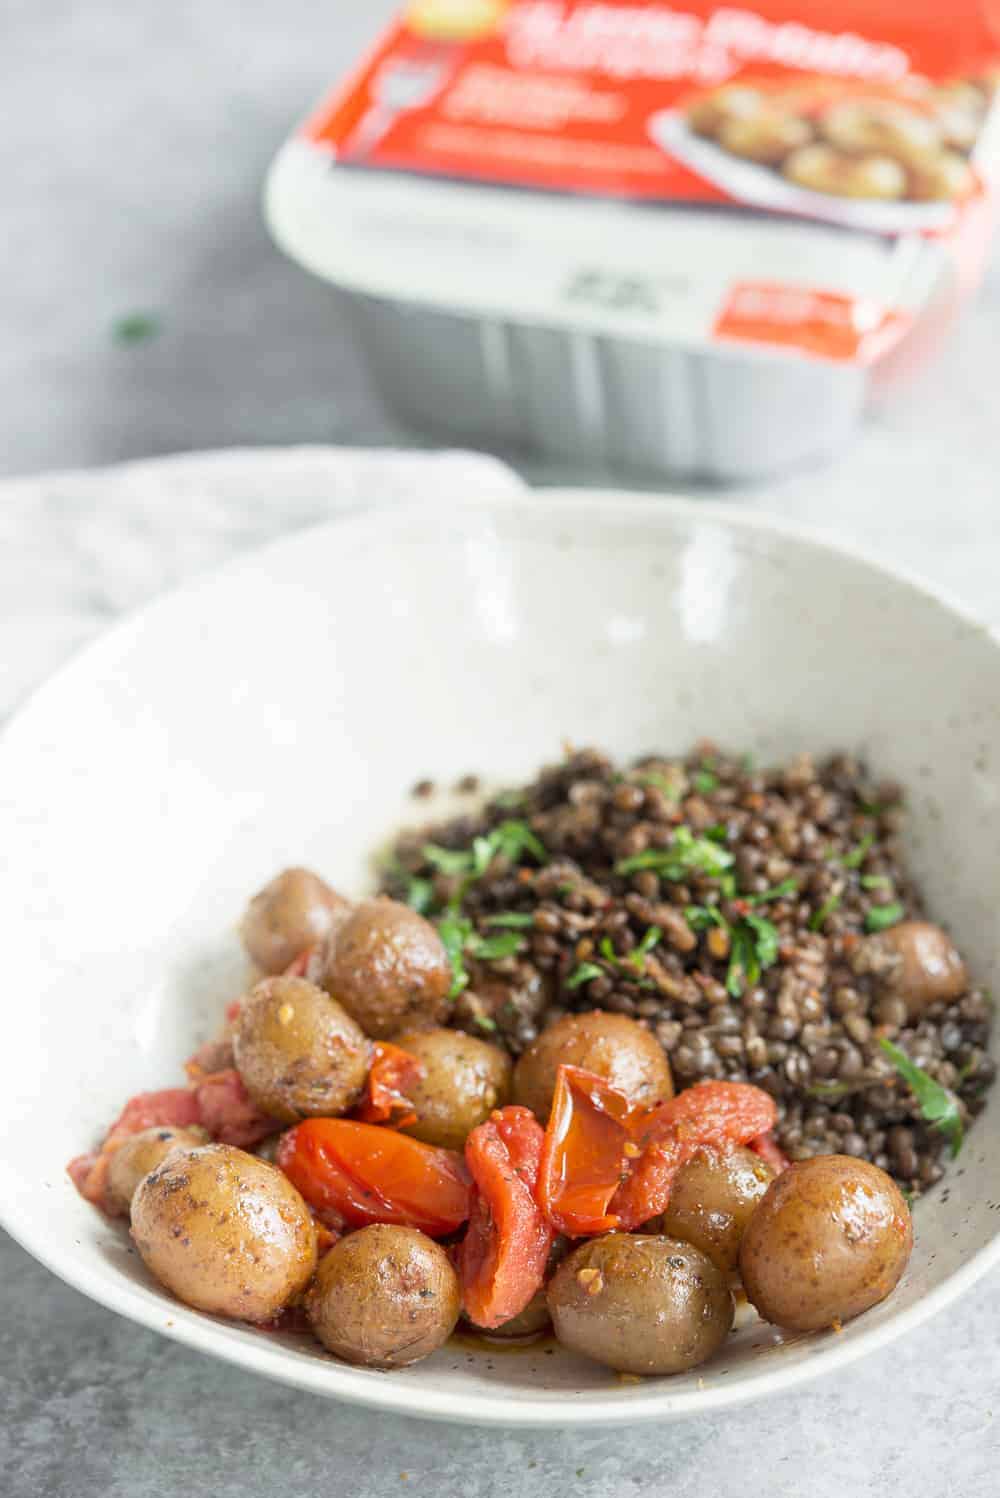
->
[266,1,1000,481]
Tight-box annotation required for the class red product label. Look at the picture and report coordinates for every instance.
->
[305,2,999,210]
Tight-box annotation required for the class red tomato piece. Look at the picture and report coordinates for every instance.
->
[67,1087,204,1211]
[277,1118,472,1236]
[749,1130,791,1175]
[611,1080,779,1230]
[536,1065,641,1236]
[354,1041,424,1128]
[459,1106,555,1330]
[194,1068,279,1149]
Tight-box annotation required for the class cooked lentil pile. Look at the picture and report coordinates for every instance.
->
[380,745,994,1194]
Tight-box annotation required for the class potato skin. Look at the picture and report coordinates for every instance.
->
[394,1026,512,1150]
[716,111,812,165]
[783,144,906,199]
[547,1235,733,1376]
[305,1224,461,1369]
[240,867,350,975]
[660,1145,774,1275]
[865,920,968,1019]
[105,1125,208,1217]
[513,1011,673,1121]
[232,976,370,1124]
[739,1155,913,1332]
[313,898,452,1039]
[131,1144,317,1323]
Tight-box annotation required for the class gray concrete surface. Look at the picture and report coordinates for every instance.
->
[4,4,1000,1494]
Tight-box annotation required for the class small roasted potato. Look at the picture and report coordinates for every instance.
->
[513,1011,673,1122]
[688,85,767,139]
[819,100,941,163]
[716,110,813,165]
[241,868,350,975]
[906,150,974,202]
[864,919,968,1019]
[312,897,452,1039]
[105,1125,209,1217]
[232,976,370,1123]
[660,1145,774,1275]
[305,1224,461,1369]
[393,1026,512,1151]
[740,1155,912,1332]
[783,144,907,200]
[131,1144,317,1323]
[547,1235,733,1376]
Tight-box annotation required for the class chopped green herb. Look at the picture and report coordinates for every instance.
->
[879,1038,963,1157]
[474,1014,498,1032]
[750,878,798,906]
[860,874,891,891]
[403,876,435,915]
[705,822,729,844]
[468,931,525,961]
[694,769,718,794]
[718,871,737,900]
[633,770,683,800]
[809,892,841,931]
[488,819,548,866]
[858,798,884,816]
[112,311,161,345]
[556,882,577,897]
[598,936,618,963]
[483,912,535,929]
[685,904,728,933]
[437,912,473,998]
[865,902,905,933]
[566,961,603,990]
[423,843,475,877]
[842,832,875,870]
[616,825,735,881]
[740,752,755,772]
[626,925,662,972]
[726,913,780,997]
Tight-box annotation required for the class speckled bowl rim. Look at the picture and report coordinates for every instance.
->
[2,486,998,1427]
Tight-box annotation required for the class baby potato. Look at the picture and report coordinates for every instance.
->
[241,867,350,975]
[513,1011,673,1122]
[906,151,974,202]
[547,1235,733,1376]
[131,1144,317,1323]
[687,85,767,139]
[305,1224,461,1369]
[105,1125,208,1217]
[716,110,813,165]
[660,1145,774,1275]
[820,100,941,163]
[232,976,370,1123]
[740,1155,913,1332]
[863,919,968,1019]
[393,1026,512,1151]
[312,897,452,1039]
[783,144,906,200]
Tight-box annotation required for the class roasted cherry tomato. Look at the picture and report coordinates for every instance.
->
[749,1130,791,1175]
[67,1087,204,1210]
[610,1081,778,1230]
[459,1106,554,1330]
[277,1118,472,1237]
[354,1042,424,1129]
[536,1066,640,1236]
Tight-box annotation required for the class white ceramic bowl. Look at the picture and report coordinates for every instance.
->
[2,490,999,1427]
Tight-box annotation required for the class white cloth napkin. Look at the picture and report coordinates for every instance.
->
[0,445,524,722]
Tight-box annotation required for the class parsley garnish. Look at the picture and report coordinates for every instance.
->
[633,770,683,800]
[566,961,603,990]
[437,911,473,998]
[750,878,798,905]
[112,311,161,345]
[616,825,734,880]
[726,913,779,997]
[424,843,476,877]
[685,904,726,932]
[483,912,535,929]
[694,769,718,794]
[626,925,662,973]
[403,876,434,915]
[866,902,904,932]
[841,832,875,870]
[809,892,841,931]
[860,874,890,891]
[880,1038,963,1157]
[470,931,525,960]
[423,820,547,898]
